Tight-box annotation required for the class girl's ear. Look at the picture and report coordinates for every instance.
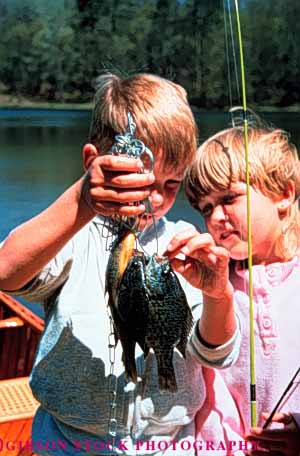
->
[277,180,296,215]
[82,143,99,171]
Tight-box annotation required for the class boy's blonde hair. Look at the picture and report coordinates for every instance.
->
[89,72,198,168]
[185,126,300,259]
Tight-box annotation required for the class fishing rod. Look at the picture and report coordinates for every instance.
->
[227,0,300,431]
[263,366,300,429]
[233,0,257,427]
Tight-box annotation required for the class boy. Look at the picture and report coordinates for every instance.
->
[0,73,239,456]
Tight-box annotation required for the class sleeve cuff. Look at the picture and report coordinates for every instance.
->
[187,315,241,368]
[4,259,72,302]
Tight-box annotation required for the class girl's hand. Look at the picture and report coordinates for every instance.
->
[165,228,232,300]
[81,155,154,217]
[245,412,300,456]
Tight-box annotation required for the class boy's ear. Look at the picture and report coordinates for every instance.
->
[82,143,99,171]
[277,180,296,215]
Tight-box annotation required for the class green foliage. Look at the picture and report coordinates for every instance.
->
[0,0,299,107]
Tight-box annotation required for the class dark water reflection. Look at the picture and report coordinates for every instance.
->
[0,108,299,315]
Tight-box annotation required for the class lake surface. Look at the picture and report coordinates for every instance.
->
[0,108,299,315]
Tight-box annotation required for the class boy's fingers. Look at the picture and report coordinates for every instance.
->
[105,172,155,188]
[89,187,151,203]
[98,155,144,172]
[93,202,145,216]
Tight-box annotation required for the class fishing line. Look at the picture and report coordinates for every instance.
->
[227,0,241,105]
[103,112,159,255]
[234,0,257,427]
[224,0,242,121]
[223,0,233,111]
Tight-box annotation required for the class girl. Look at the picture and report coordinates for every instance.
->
[166,126,300,456]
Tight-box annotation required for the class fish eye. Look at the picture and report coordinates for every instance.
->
[162,267,169,275]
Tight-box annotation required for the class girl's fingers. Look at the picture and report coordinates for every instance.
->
[166,231,214,258]
[166,228,200,253]
[168,242,229,268]
[207,246,230,265]
[170,258,193,275]
[180,234,215,256]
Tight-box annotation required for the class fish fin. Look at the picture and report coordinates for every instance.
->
[178,308,194,358]
[136,336,148,356]
[121,338,138,383]
[186,308,194,334]
[159,375,178,393]
[143,345,150,358]
[156,352,178,393]
[177,337,187,358]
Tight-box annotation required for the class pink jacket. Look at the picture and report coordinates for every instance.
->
[195,257,300,455]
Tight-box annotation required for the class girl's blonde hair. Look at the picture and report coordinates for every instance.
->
[88,72,198,168]
[185,126,300,259]
[185,126,300,207]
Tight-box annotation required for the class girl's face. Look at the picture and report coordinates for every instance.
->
[198,182,283,265]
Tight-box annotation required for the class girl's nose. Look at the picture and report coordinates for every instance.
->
[149,189,164,209]
[210,204,228,224]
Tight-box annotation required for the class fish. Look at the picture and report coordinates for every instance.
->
[105,228,193,392]
[140,254,193,392]
[105,226,136,316]
[105,227,144,383]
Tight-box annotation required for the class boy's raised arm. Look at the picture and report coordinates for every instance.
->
[0,178,93,291]
[0,154,153,292]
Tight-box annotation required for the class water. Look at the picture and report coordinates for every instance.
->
[1,108,299,316]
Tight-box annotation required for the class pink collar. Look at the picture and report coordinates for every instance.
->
[234,256,300,288]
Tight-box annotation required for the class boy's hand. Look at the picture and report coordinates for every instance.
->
[245,412,300,456]
[81,155,155,217]
[165,228,232,300]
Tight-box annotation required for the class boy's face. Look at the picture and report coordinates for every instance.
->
[198,182,283,265]
[140,150,185,229]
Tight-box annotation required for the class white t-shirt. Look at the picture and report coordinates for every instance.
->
[10,216,240,456]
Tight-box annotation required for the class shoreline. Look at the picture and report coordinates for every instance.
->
[0,95,299,113]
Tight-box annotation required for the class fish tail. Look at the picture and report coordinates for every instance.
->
[121,339,138,383]
[159,371,178,393]
[156,352,178,393]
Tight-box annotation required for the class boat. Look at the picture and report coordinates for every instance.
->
[0,291,44,456]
